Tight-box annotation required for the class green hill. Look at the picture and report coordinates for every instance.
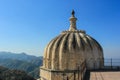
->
[0,52,43,79]
[0,66,36,80]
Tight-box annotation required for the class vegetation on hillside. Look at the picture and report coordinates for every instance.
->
[0,66,36,80]
[0,52,43,79]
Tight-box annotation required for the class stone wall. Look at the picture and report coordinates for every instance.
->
[40,67,86,80]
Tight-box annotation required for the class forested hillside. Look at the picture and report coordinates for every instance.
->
[0,66,36,80]
[0,52,43,79]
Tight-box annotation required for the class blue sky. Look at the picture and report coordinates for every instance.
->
[0,0,120,58]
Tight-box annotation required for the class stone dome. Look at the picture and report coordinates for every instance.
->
[42,10,104,70]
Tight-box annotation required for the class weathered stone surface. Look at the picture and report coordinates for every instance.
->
[42,31,104,70]
[40,11,104,80]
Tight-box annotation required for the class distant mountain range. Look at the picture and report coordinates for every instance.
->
[0,52,43,79]
[0,51,43,62]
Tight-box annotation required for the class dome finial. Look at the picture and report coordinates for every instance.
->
[71,10,75,17]
[69,10,77,31]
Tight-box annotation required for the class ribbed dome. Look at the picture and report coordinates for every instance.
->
[42,10,104,70]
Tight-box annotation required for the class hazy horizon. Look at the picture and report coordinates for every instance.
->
[0,0,120,58]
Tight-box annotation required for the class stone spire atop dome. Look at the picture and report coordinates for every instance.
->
[69,10,77,31]
[72,10,75,17]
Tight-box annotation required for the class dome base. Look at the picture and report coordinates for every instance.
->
[40,67,86,80]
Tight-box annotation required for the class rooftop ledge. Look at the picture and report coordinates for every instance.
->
[61,30,86,34]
